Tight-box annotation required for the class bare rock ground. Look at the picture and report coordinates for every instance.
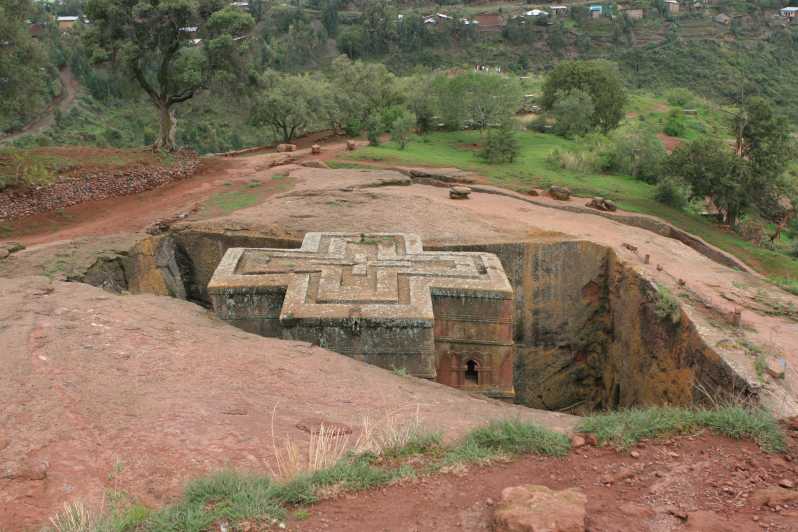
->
[0,277,574,529]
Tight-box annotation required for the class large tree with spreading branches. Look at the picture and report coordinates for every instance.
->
[84,0,254,151]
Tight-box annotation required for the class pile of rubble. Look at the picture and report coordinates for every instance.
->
[0,151,200,220]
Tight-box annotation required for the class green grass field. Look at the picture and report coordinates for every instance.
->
[343,129,798,282]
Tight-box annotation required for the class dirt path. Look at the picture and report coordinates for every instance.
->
[0,137,360,247]
[0,67,80,144]
[294,428,798,531]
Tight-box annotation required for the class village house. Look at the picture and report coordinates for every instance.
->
[665,0,680,14]
[56,15,79,31]
[551,5,569,16]
[781,6,798,21]
[622,8,644,20]
[473,13,504,32]
[589,5,603,18]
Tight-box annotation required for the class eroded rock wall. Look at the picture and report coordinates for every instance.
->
[93,232,748,413]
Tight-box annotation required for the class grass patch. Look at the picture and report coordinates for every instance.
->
[771,276,798,296]
[653,284,682,325]
[578,406,785,453]
[203,189,260,214]
[444,419,571,466]
[340,129,798,283]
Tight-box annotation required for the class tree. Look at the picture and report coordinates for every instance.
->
[552,89,595,138]
[390,110,416,149]
[666,138,747,225]
[326,56,402,134]
[252,74,329,142]
[84,0,255,151]
[433,73,522,132]
[462,73,523,131]
[605,123,667,183]
[479,121,520,163]
[542,60,627,133]
[321,0,338,36]
[0,0,53,131]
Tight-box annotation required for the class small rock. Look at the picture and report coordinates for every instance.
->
[493,485,587,532]
[766,357,787,380]
[526,189,540,196]
[276,143,297,153]
[449,186,472,200]
[346,140,357,151]
[778,479,795,489]
[570,435,586,448]
[548,185,571,201]
[311,144,322,155]
[630,450,641,459]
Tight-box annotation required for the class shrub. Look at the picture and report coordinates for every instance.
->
[653,284,681,325]
[552,89,596,138]
[390,110,416,150]
[604,123,667,183]
[664,87,694,107]
[654,178,689,209]
[663,110,688,137]
[479,123,520,164]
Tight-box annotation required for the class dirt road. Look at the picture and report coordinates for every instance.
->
[0,136,360,247]
[0,67,80,144]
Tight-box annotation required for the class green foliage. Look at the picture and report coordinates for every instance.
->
[326,56,402,135]
[383,431,442,459]
[479,123,520,164]
[436,72,523,131]
[552,89,596,138]
[84,0,255,149]
[579,406,785,453]
[390,110,416,150]
[252,74,330,142]
[0,0,57,132]
[653,284,681,325]
[0,150,55,191]
[444,420,571,465]
[654,178,689,210]
[665,88,695,108]
[542,60,628,133]
[604,123,667,183]
[663,110,688,137]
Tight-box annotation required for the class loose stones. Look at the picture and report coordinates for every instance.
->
[208,232,516,398]
[449,186,472,200]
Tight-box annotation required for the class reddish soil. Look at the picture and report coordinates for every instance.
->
[658,132,683,153]
[295,428,798,531]
[1,137,361,247]
[0,277,574,529]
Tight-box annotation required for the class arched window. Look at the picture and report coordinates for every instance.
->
[465,359,479,384]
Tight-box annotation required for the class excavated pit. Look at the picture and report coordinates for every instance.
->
[84,228,751,414]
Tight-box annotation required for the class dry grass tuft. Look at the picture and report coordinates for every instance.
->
[48,501,95,532]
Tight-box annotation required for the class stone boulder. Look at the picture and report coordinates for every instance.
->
[311,144,322,155]
[586,197,617,212]
[548,186,571,201]
[493,485,587,532]
[346,140,357,151]
[276,143,297,153]
[449,186,472,200]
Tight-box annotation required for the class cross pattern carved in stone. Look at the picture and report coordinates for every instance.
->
[209,232,513,322]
